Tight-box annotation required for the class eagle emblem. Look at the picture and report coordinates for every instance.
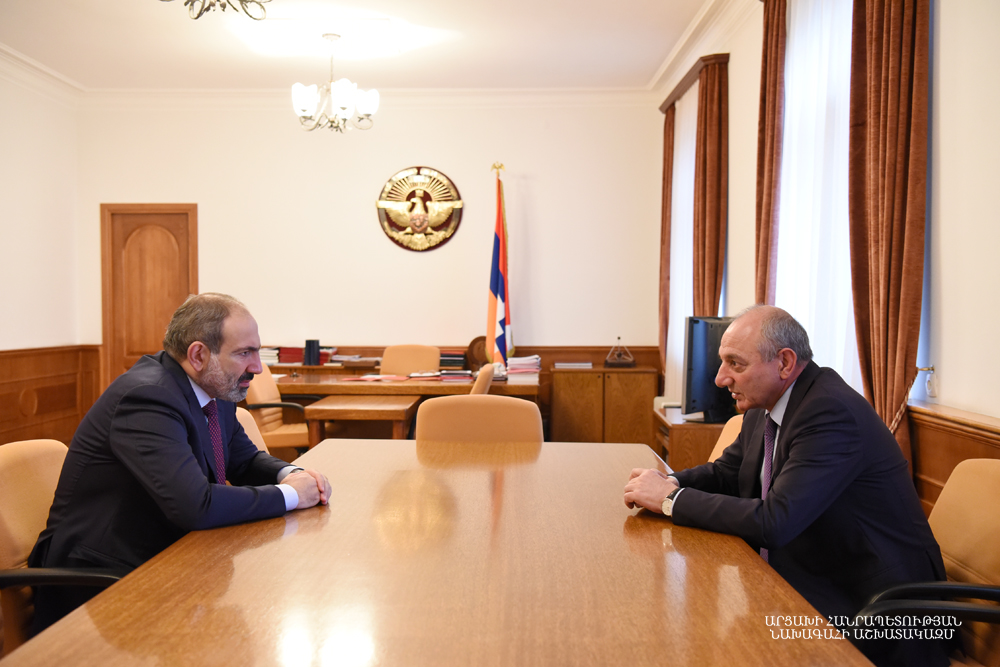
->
[376,167,463,251]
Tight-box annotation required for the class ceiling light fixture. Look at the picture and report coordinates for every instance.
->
[291,34,380,133]
[161,0,268,20]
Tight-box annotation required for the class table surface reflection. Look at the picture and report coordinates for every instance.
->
[6,440,871,666]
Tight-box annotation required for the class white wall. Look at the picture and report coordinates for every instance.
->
[925,0,1000,417]
[0,54,79,349]
[714,5,763,315]
[71,90,662,348]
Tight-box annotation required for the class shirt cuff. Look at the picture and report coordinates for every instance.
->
[277,484,299,512]
[277,465,303,482]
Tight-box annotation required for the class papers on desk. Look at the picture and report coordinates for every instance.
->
[554,362,593,369]
[507,355,542,372]
[409,372,441,378]
[342,374,410,381]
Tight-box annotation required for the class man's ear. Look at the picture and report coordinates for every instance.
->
[186,341,211,372]
[776,348,799,379]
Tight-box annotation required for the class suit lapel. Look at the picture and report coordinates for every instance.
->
[739,410,767,498]
[158,352,219,481]
[771,360,820,479]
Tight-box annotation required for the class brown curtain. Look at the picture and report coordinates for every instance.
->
[848,0,929,465]
[658,106,676,379]
[754,0,787,305]
[692,61,728,317]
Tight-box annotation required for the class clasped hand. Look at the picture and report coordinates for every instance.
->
[623,468,679,513]
[283,469,332,509]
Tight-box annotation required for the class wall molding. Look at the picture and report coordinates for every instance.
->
[648,0,760,98]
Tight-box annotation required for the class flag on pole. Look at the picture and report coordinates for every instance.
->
[487,167,514,365]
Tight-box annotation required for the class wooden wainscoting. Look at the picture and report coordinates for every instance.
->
[909,400,1000,515]
[0,346,101,446]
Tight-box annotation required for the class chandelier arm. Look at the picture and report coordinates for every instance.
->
[237,0,268,20]
[350,116,374,131]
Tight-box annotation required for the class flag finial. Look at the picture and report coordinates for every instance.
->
[491,162,505,174]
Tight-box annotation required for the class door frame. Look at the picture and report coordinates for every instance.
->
[100,203,198,389]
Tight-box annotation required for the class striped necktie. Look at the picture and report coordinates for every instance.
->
[202,399,226,484]
[760,415,777,562]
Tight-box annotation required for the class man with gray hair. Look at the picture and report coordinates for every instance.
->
[30,293,331,632]
[625,305,948,666]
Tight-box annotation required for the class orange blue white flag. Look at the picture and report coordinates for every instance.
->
[486,172,513,365]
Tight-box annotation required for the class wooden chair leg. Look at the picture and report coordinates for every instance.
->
[308,420,325,447]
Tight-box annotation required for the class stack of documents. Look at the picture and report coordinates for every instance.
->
[554,361,593,369]
[260,347,280,366]
[507,355,541,373]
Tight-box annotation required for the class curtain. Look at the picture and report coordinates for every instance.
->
[754,0,787,306]
[848,0,930,464]
[692,61,728,317]
[775,0,862,394]
[658,106,676,383]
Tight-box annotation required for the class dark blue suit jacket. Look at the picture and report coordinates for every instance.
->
[672,361,945,623]
[30,352,287,575]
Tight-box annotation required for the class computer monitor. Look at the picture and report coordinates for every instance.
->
[681,316,737,423]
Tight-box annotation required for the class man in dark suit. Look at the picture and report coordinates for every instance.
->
[30,293,331,631]
[624,305,948,667]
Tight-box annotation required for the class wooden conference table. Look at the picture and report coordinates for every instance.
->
[275,372,540,398]
[5,440,871,667]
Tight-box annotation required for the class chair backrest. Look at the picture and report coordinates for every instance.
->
[0,439,68,655]
[415,395,543,443]
[236,407,270,454]
[928,458,1000,666]
[708,414,744,463]
[470,364,494,395]
[0,440,67,571]
[381,345,440,376]
[246,364,284,433]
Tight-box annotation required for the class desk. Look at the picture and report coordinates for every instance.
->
[304,395,421,444]
[7,440,870,666]
[654,407,726,471]
[276,373,540,399]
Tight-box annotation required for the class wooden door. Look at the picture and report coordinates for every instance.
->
[101,204,197,387]
[550,370,604,442]
[604,369,657,447]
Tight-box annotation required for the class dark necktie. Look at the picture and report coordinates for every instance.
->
[760,415,777,562]
[202,400,226,484]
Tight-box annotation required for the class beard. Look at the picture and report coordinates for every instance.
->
[200,355,254,403]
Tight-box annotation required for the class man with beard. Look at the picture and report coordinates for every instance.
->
[29,293,331,632]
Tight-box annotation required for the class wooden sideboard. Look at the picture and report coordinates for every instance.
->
[653,407,726,471]
[550,367,658,448]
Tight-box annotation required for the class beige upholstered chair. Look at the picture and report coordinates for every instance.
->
[858,458,1000,666]
[235,407,270,454]
[0,440,121,656]
[707,414,744,463]
[244,364,309,462]
[380,345,440,376]
[470,364,494,395]
[415,395,543,443]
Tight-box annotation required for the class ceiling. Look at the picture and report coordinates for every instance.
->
[0,0,706,91]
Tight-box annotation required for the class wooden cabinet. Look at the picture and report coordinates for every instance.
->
[653,407,725,471]
[551,367,658,447]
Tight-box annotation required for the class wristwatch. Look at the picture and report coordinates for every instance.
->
[661,488,681,516]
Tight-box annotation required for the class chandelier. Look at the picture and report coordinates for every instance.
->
[291,34,380,132]
[160,0,268,20]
